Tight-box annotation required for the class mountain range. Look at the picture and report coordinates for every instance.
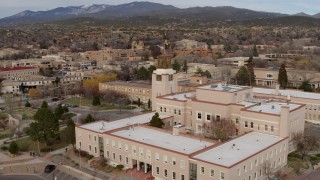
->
[0,1,319,26]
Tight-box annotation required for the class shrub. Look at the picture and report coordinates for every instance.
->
[86,154,94,159]
[1,146,8,151]
[9,141,19,155]
[74,149,79,154]
[316,154,320,158]
[288,153,302,159]
[40,148,53,152]
[25,102,31,107]
[116,164,124,170]
[79,150,88,157]
[309,156,319,161]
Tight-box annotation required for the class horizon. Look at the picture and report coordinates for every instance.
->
[1,0,320,19]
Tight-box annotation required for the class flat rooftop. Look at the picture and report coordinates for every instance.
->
[253,88,320,100]
[162,92,195,101]
[79,112,170,133]
[111,126,214,154]
[104,81,151,89]
[199,84,249,92]
[246,102,300,115]
[193,132,284,167]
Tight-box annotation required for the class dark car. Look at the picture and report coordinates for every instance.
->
[44,164,56,173]
[51,97,59,101]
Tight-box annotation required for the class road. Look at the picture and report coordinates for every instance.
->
[0,175,43,180]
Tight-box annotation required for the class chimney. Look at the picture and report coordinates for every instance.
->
[275,84,280,95]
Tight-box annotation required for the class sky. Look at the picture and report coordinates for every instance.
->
[1,0,320,18]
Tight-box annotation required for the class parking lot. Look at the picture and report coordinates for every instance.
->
[41,169,78,180]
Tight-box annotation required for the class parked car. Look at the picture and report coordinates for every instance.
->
[44,164,56,173]
[51,97,59,101]
[70,104,79,108]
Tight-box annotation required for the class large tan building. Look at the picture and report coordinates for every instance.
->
[231,67,320,89]
[0,67,39,80]
[76,67,306,180]
[253,85,320,123]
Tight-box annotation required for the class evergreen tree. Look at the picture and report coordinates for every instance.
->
[84,114,95,124]
[203,70,212,78]
[149,112,164,128]
[247,56,256,86]
[41,101,48,108]
[29,107,59,145]
[137,98,141,107]
[182,60,188,73]
[137,67,149,80]
[148,99,151,109]
[236,66,250,86]
[278,64,288,89]
[92,96,101,106]
[63,119,76,147]
[171,60,181,72]
[252,44,259,57]
[299,80,313,92]
[55,104,64,119]
[148,65,157,80]
[9,141,19,155]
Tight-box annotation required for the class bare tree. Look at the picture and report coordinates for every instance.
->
[261,161,274,180]
[202,117,237,141]
[292,132,318,159]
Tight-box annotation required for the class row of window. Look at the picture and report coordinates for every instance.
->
[197,111,221,121]
[155,167,184,179]
[244,121,275,132]
[106,85,149,94]
[160,107,182,115]
[106,139,186,169]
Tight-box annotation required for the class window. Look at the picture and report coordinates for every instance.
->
[156,167,160,174]
[112,153,115,160]
[206,114,211,121]
[106,151,109,158]
[119,155,122,162]
[174,109,177,114]
[178,110,181,115]
[251,122,254,128]
[155,153,160,161]
[236,118,239,124]
[181,175,185,180]
[164,169,168,177]
[265,125,268,131]
[245,121,248,127]
[238,168,240,176]
[210,169,215,177]
[126,157,129,164]
[169,75,173,81]
[271,126,274,132]
[197,112,202,119]
[164,108,166,112]
[266,74,273,78]
[94,147,97,153]
[216,115,221,121]
[163,155,168,164]
[244,165,246,172]
[125,144,128,152]
[173,172,176,179]
[172,158,176,165]
[220,172,225,180]
[89,145,92,151]
[201,167,205,174]
[139,148,143,156]
[156,75,162,81]
[118,142,122,150]
[160,107,162,112]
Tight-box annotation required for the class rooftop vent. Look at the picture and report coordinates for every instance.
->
[271,105,275,109]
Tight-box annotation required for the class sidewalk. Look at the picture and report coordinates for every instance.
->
[43,146,112,180]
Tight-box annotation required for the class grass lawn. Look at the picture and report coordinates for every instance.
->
[15,128,70,153]
[63,97,92,107]
[0,128,14,140]
[12,107,36,119]
[98,104,116,110]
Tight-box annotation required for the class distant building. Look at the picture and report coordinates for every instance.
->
[218,57,250,67]
[0,67,39,80]
[175,39,208,50]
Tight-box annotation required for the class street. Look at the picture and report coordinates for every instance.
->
[0,175,43,180]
